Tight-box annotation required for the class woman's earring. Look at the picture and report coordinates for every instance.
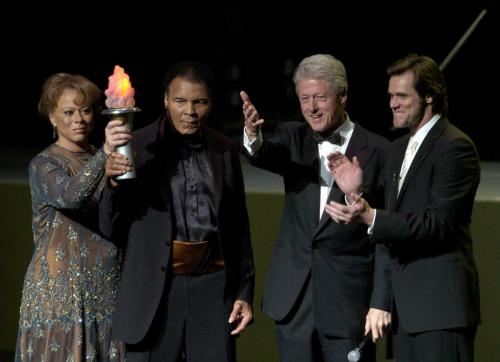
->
[53,126,57,139]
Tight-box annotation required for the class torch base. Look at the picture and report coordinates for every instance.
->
[116,170,137,180]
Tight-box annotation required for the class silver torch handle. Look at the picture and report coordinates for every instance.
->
[102,107,141,180]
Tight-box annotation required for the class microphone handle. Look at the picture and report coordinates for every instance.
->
[357,332,372,351]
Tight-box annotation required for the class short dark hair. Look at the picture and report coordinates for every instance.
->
[163,61,215,99]
[387,54,448,116]
[38,73,101,120]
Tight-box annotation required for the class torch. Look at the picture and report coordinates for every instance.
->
[102,65,141,180]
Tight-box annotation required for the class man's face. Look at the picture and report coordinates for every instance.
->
[164,77,212,135]
[296,78,346,133]
[388,70,431,131]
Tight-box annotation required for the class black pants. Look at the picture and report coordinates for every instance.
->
[394,324,476,362]
[126,271,235,362]
[275,274,374,362]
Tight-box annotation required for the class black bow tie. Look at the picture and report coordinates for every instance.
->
[312,130,342,145]
[177,133,205,150]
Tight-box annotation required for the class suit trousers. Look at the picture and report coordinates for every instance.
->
[126,271,235,362]
[275,274,374,362]
[394,324,476,362]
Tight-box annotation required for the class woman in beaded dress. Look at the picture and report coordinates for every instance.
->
[15,73,124,361]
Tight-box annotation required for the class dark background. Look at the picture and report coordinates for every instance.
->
[3,1,499,160]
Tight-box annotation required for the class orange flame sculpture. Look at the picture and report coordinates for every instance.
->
[104,65,136,109]
[102,65,140,180]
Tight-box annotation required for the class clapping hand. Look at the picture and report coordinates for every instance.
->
[327,152,363,199]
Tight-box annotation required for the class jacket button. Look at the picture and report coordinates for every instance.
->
[160,266,167,272]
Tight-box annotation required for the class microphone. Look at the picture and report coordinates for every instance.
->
[347,332,372,362]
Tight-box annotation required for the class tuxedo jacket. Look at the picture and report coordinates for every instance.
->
[244,121,391,338]
[371,117,481,333]
[100,117,255,344]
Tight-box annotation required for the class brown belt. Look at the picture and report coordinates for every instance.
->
[171,240,224,275]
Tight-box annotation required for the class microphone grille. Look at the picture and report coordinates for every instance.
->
[347,349,361,362]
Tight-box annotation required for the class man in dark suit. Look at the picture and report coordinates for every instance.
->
[241,54,391,362]
[325,54,481,361]
[101,61,255,362]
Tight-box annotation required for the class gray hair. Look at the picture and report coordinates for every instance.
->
[293,54,348,96]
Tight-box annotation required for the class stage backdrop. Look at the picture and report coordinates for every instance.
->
[1,183,499,361]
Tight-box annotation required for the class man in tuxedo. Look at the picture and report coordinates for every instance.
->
[101,61,255,362]
[325,54,481,361]
[241,54,391,362]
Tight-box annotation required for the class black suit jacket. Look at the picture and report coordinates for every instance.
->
[100,118,255,344]
[372,117,481,333]
[244,121,390,338]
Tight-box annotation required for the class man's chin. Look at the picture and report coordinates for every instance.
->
[313,124,336,134]
[392,117,407,129]
[179,127,200,135]
[308,122,326,133]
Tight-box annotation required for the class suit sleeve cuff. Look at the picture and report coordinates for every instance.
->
[243,128,263,155]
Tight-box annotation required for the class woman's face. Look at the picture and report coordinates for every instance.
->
[49,88,94,150]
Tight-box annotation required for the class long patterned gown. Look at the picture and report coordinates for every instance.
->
[15,143,124,361]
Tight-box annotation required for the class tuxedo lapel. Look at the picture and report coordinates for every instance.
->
[389,137,409,210]
[205,130,223,214]
[396,118,448,207]
[302,127,321,229]
[316,186,343,233]
[145,136,173,207]
[344,125,375,170]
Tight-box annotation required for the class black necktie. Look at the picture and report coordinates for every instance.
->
[312,130,341,145]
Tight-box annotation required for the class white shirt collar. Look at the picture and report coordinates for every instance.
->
[411,114,441,146]
[335,114,355,146]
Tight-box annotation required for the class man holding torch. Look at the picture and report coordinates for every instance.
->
[101,61,255,362]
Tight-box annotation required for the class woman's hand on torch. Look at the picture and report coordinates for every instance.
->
[105,152,132,187]
[104,119,132,155]
[106,152,131,177]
